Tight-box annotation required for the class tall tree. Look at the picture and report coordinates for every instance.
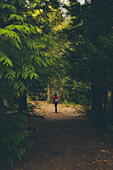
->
[62,0,113,125]
[90,0,113,124]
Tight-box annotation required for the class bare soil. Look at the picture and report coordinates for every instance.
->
[8,101,113,170]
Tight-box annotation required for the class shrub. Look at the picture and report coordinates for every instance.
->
[0,111,33,168]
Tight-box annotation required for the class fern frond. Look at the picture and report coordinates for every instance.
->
[25,37,39,51]
[5,68,16,79]
[16,69,22,78]
[27,24,42,34]
[38,57,47,67]
[31,55,48,67]
[0,52,13,67]
[5,24,42,36]
[25,37,49,52]
[0,28,21,49]
[22,65,39,79]
[39,51,46,56]
[9,14,24,24]
[44,56,52,65]
[10,80,27,92]
[34,26,42,34]
[28,24,36,34]
[30,72,39,80]
[5,24,31,35]
[0,4,17,13]
[30,55,41,66]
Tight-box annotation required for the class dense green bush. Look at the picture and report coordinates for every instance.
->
[0,111,32,167]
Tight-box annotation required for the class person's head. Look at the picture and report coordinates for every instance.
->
[55,93,57,96]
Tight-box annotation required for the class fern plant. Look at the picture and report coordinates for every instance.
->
[0,0,54,100]
[0,111,33,167]
[0,0,59,167]
[0,0,47,167]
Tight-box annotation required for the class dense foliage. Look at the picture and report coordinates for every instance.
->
[0,0,61,167]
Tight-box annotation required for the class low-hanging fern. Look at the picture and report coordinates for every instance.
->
[0,111,33,167]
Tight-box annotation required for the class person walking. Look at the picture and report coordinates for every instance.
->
[52,93,59,113]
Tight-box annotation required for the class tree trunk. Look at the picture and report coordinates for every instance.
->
[18,91,27,113]
[91,66,104,126]
[90,0,106,126]
[103,74,108,116]
[47,84,51,103]
[111,86,113,121]
[0,98,5,109]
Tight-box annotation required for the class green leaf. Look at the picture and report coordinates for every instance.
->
[5,68,16,79]
[22,65,39,79]
[9,14,24,23]
[5,24,31,35]
[0,52,13,67]
[0,28,21,49]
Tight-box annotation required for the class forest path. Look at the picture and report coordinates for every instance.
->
[9,101,113,170]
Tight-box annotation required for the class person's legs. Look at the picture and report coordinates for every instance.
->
[55,104,57,113]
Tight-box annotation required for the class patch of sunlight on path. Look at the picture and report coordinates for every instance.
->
[29,101,85,120]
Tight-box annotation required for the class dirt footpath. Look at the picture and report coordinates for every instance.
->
[8,101,113,170]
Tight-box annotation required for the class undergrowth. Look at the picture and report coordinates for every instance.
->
[0,110,33,168]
